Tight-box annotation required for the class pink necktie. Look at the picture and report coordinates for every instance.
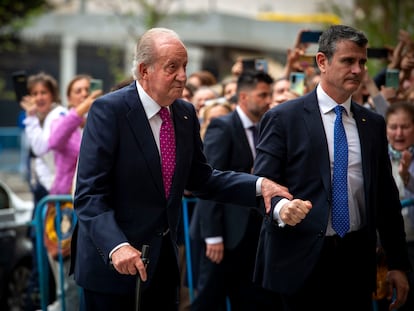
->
[159,107,176,198]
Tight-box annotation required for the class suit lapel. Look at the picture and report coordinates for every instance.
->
[124,84,164,196]
[302,91,331,197]
[351,102,372,198]
[232,112,254,163]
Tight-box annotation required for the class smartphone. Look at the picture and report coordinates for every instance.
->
[289,72,306,96]
[90,78,103,92]
[298,54,316,68]
[12,70,28,102]
[300,31,323,43]
[242,59,268,73]
[254,59,268,73]
[385,69,400,89]
[367,47,389,59]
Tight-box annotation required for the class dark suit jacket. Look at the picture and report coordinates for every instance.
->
[190,111,260,249]
[253,89,411,295]
[71,82,259,294]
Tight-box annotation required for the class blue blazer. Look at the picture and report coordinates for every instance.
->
[253,89,410,294]
[71,82,259,294]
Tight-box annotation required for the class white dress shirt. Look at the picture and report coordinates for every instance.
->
[275,85,366,235]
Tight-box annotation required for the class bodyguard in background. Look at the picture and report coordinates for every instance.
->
[253,25,411,311]
[190,70,278,311]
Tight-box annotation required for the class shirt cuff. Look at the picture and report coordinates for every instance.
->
[256,177,263,196]
[205,237,223,244]
[273,198,290,227]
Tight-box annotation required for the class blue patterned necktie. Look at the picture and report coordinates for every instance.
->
[332,105,349,237]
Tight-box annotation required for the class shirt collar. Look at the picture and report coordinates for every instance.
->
[136,80,165,119]
[316,84,351,116]
[236,105,256,129]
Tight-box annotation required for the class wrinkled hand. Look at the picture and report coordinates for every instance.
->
[261,178,293,213]
[206,242,224,264]
[279,199,312,226]
[386,270,409,310]
[111,245,147,281]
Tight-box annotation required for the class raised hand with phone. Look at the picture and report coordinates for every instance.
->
[280,29,321,82]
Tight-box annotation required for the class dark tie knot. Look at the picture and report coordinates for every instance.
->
[249,125,258,133]
[249,125,259,145]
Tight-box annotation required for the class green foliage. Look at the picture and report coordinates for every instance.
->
[136,0,175,28]
[0,0,50,52]
[96,46,126,87]
[0,0,50,28]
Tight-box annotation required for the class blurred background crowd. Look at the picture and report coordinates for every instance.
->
[0,1,414,311]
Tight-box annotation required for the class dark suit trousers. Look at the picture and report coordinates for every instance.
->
[281,229,373,311]
[82,233,179,311]
[191,210,281,311]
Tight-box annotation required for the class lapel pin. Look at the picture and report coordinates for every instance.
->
[184,116,188,120]
[362,118,366,122]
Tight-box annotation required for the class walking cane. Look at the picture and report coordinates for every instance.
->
[136,244,150,311]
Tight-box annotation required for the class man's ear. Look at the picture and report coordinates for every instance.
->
[139,63,148,78]
[316,52,326,73]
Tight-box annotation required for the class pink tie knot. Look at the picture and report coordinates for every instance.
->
[159,107,171,122]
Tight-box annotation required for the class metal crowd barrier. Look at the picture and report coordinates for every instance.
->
[31,195,197,311]
[182,196,197,303]
[30,194,75,311]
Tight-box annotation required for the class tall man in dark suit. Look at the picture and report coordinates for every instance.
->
[70,27,292,311]
[190,70,279,311]
[253,25,411,311]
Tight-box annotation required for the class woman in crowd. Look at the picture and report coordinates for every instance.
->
[200,100,233,140]
[49,74,102,196]
[45,74,102,311]
[21,73,102,311]
[20,72,67,310]
[384,101,414,311]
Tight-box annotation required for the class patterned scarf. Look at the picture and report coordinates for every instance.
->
[388,144,414,162]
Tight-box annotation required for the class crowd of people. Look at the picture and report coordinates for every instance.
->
[17,23,414,311]
[20,73,102,310]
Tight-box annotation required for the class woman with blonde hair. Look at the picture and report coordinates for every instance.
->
[200,100,233,140]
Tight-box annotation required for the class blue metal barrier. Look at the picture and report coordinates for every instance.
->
[181,196,231,311]
[30,194,75,311]
[401,198,414,208]
[182,196,197,303]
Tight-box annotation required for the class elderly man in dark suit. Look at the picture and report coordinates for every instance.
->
[70,27,291,311]
[253,25,411,311]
